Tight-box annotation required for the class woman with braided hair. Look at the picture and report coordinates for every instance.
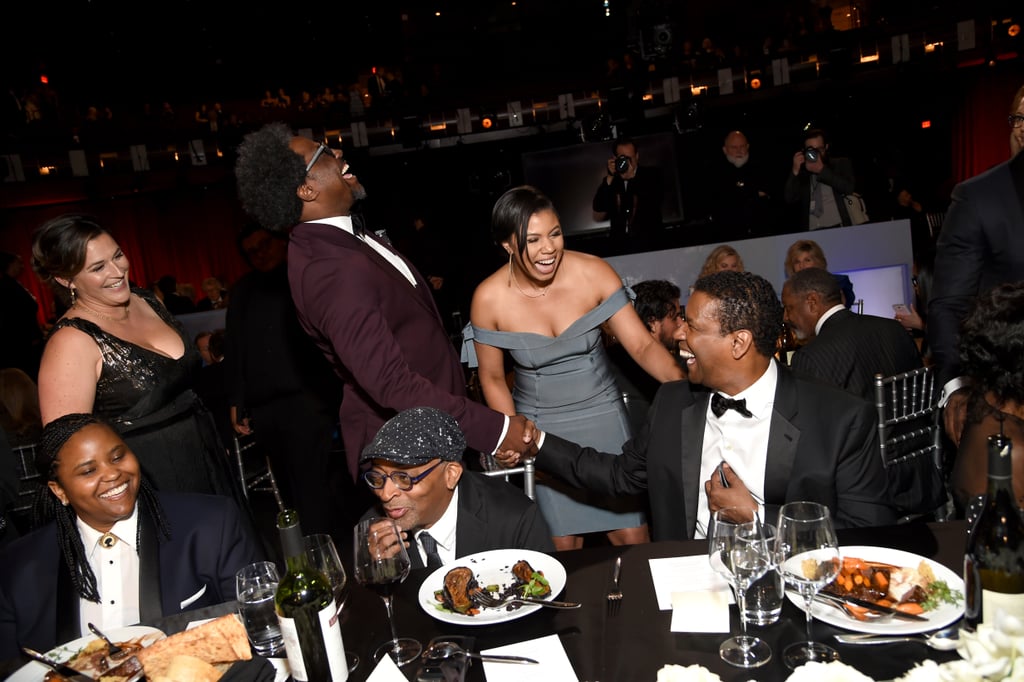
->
[0,414,263,660]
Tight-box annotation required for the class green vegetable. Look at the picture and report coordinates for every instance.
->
[922,579,963,611]
[521,571,551,597]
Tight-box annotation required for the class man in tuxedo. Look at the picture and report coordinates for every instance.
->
[234,124,539,479]
[929,144,1024,446]
[782,267,922,403]
[360,407,553,570]
[506,271,896,541]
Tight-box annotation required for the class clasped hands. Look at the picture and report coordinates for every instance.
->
[494,414,540,468]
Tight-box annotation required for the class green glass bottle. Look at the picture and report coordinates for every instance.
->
[274,509,349,681]
[963,434,1024,630]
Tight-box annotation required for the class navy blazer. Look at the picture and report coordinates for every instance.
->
[539,363,897,541]
[0,491,264,659]
[928,152,1024,388]
[790,308,922,403]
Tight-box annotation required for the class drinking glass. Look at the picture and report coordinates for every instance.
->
[353,517,422,666]
[305,533,359,672]
[776,500,842,669]
[235,560,285,657]
[708,508,773,668]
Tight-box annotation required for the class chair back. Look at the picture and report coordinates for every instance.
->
[874,366,949,521]
[11,442,41,525]
[852,299,864,314]
[480,456,536,500]
[233,432,284,512]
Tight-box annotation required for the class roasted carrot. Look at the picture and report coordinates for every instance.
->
[895,602,925,615]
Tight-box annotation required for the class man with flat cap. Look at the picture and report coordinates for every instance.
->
[360,407,554,570]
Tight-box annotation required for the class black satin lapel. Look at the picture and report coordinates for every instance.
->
[138,506,163,622]
[681,394,709,537]
[55,560,81,643]
[765,373,801,506]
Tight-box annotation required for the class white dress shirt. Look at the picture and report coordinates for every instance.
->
[815,303,845,335]
[415,487,459,566]
[78,508,141,634]
[310,215,418,287]
[695,362,777,539]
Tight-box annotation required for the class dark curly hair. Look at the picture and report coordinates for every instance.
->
[31,214,108,306]
[692,270,782,357]
[959,282,1024,410]
[234,122,306,231]
[632,280,681,329]
[33,413,171,603]
[490,185,557,259]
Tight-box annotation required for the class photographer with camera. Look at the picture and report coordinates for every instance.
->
[783,128,858,230]
[593,137,664,255]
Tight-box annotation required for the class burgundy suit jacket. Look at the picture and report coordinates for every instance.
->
[287,221,503,475]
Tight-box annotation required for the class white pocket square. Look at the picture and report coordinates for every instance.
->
[179,584,207,610]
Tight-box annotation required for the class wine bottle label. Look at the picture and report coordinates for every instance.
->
[279,599,349,681]
[982,589,1024,624]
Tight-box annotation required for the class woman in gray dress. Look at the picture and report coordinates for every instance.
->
[466,186,684,550]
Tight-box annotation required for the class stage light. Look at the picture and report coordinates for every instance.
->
[921,120,932,129]
[481,113,496,129]
[1009,23,1020,37]
[750,77,762,89]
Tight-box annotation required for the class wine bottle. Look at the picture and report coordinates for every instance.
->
[963,434,1024,631]
[275,509,349,681]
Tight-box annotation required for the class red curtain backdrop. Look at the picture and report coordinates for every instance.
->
[952,68,1023,183]
[0,183,250,327]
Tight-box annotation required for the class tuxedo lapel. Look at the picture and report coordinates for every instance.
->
[138,504,163,622]
[680,392,709,537]
[55,558,81,644]
[765,367,800,506]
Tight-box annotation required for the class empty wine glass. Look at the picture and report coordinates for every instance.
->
[353,517,422,666]
[776,500,842,669]
[708,508,773,668]
[305,533,359,673]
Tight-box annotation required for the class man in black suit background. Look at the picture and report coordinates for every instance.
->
[501,271,896,540]
[360,407,553,570]
[782,267,922,403]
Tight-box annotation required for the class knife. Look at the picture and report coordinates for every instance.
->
[21,647,96,681]
[815,591,929,622]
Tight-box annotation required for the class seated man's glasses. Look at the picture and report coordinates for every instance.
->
[362,460,443,490]
[305,142,333,174]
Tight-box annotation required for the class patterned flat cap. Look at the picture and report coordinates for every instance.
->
[360,406,466,466]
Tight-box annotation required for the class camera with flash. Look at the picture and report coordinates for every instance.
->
[614,155,631,174]
[803,147,821,163]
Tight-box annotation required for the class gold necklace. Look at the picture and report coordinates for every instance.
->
[508,263,547,298]
[75,298,131,322]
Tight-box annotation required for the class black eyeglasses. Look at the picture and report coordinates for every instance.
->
[1010,114,1024,129]
[362,460,443,490]
[305,142,333,173]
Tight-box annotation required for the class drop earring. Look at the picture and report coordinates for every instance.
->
[69,286,77,305]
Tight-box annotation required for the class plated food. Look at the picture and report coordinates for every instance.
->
[417,549,567,625]
[787,545,966,636]
[11,615,252,682]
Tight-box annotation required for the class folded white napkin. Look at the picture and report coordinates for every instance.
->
[366,651,408,682]
[670,589,732,633]
[648,555,731,610]
[480,634,579,682]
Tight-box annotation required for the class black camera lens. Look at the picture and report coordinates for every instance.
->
[804,147,820,163]
[614,155,631,174]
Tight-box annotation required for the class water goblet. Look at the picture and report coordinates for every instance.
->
[776,500,842,669]
[353,517,422,666]
[235,560,285,658]
[708,508,773,668]
[305,533,359,672]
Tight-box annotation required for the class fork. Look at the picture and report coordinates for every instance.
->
[470,589,580,610]
[606,556,623,616]
[88,622,129,659]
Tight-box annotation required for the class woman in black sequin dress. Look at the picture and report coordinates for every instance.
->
[31,214,238,499]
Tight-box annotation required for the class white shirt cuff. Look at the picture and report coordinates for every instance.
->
[938,377,966,408]
[491,415,511,454]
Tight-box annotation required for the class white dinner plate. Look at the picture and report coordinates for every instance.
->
[785,545,965,635]
[9,625,165,682]
[417,548,568,625]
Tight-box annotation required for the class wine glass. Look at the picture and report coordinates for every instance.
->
[305,534,359,673]
[353,517,422,666]
[775,500,842,669]
[708,508,773,668]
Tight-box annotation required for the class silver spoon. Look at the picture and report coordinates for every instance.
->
[834,625,961,651]
[424,641,538,665]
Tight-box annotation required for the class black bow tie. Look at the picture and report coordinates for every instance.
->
[711,393,753,418]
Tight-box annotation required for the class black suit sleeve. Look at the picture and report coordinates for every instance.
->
[831,399,898,528]
[537,429,649,498]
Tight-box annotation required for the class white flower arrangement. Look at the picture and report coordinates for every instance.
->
[785,660,874,682]
[656,664,723,682]
[896,611,1024,682]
